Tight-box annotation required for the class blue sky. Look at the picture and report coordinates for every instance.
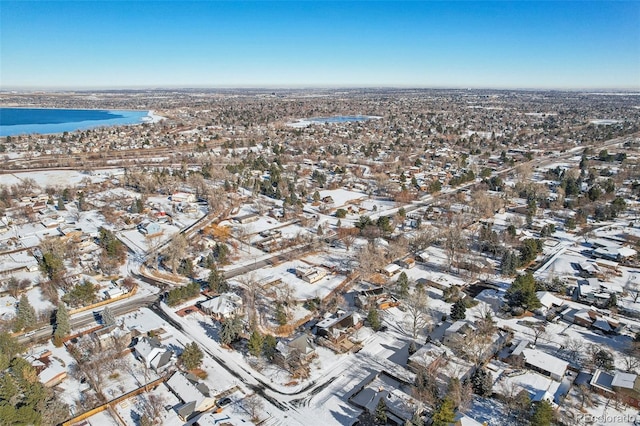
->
[1,1,639,89]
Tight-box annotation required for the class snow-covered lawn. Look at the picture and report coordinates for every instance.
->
[231,259,348,302]
[0,169,117,188]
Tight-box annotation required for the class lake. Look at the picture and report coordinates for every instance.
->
[0,108,151,137]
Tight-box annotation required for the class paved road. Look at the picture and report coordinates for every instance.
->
[18,294,158,345]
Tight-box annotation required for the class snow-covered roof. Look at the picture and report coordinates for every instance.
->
[454,413,484,426]
[592,318,613,332]
[618,246,638,258]
[200,293,242,316]
[535,291,565,309]
[522,348,568,379]
[383,263,401,274]
[445,320,475,336]
[612,372,637,389]
[134,337,171,369]
[167,371,211,409]
[510,339,529,357]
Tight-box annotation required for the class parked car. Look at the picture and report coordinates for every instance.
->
[216,397,232,408]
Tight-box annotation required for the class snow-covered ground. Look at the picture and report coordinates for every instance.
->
[0,169,122,188]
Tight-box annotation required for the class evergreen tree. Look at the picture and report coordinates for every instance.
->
[519,238,543,265]
[376,216,393,233]
[262,334,277,360]
[450,299,467,320]
[275,303,287,326]
[102,306,116,326]
[469,368,493,396]
[530,400,554,426]
[501,250,519,276]
[396,272,409,299]
[207,266,229,294]
[220,316,243,345]
[248,330,264,357]
[367,307,382,331]
[180,342,204,370]
[375,398,387,424]
[431,397,456,426]
[14,294,36,332]
[0,332,23,371]
[57,197,65,210]
[53,302,70,339]
[505,272,541,310]
[607,293,617,308]
[177,259,194,277]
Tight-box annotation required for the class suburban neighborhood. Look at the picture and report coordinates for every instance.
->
[0,88,639,426]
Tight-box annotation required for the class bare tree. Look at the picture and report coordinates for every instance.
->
[146,232,164,268]
[403,289,429,340]
[276,282,296,316]
[243,394,264,423]
[387,236,409,262]
[139,393,165,425]
[625,274,640,303]
[337,227,358,252]
[563,336,585,365]
[409,228,437,253]
[238,274,261,324]
[356,243,386,279]
[443,215,466,272]
[163,233,188,274]
[576,384,597,410]
[531,323,547,346]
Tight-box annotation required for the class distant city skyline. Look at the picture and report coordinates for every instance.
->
[1,1,639,90]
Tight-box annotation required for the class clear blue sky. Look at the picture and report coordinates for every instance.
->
[1,1,639,89]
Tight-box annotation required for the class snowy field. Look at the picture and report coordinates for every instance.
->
[0,169,123,188]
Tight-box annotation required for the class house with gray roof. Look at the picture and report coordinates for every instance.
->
[166,371,217,421]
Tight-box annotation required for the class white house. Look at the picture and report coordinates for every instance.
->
[200,293,243,319]
[171,192,196,203]
[522,348,568,381]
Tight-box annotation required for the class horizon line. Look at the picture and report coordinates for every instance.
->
[2,84,640,93]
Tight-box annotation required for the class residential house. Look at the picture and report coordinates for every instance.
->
[91,324,132,350]
[166,371,217,421]
[441,320,509,365]
[590,370,640,408]
[396,257,416,269]
[593,245,637,262]
[349,372,421,426]
[274,333,316,370]
[354,287,399,311]
[295,266,328,284]
[26,350,67,388]
[315,311,360,340]
[382,263,401,277]
[171,192,196,203]
[137,220,161,235]
[134,337,173,371]
[500,339,529,367]
[521,348,568,381]
[536,291,565,311]
[233,212,259,224]
[200,293,243,320]
[408,343,475,384]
